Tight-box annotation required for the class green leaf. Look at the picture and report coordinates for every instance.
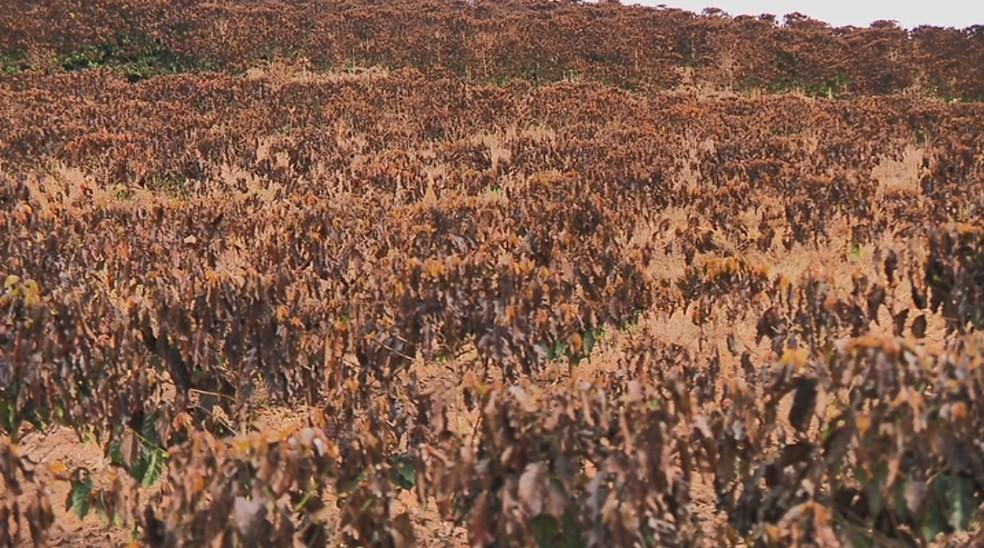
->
[531,511,585,548]
[531,514,560,548]
[68,476,94,519]
[938,475,979,531]
[293,489,315,513]
[389,455,415,491]
[854,463,888,518]
[921,497,948,542]
[141,449,165,488]
[835,505,877,548]
[358,495,376,514]
[108,440,125,468]
[110,414,167,486]
[553,341,566,359]
[341,470,367,494]
[0,399,14,433]
[140,414,161,446]
[582,330,596,354]
[920,474,981,542]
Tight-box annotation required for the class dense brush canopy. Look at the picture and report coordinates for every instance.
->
[1,1,983,546]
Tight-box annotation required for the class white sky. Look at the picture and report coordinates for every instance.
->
[629,1,983,29]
